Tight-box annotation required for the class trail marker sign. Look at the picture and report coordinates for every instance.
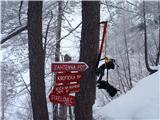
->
[49,62,88,106]
[52,83,80,95]
[49,94,76,106]
[52,62,88,72]
[55,72,83,83]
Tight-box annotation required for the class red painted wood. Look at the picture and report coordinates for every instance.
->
[55,72,83,83]
[49,94,76,106]
[52,83,80,95]
[52,62,88,72]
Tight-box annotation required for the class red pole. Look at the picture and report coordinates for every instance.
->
[99,21,107,54]
[96,21,108,68]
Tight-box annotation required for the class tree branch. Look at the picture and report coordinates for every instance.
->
[102,1,141,15]
[1,25,27,44]
[126,0,138,8]
[63,14,73,29]
[9,58,31,95]
[44,11,53,54]
[18,1,23,25]
[54,21,82,45]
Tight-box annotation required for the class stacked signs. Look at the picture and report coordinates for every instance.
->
[49,62,88,106]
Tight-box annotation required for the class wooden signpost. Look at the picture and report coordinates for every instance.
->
[49,62,88,106]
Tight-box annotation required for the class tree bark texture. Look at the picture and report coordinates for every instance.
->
[143,1,157,74]
[122,15,132,89]
[156,1,160,65]
[27,1,49,120]
[1,70,5,120]
[55,1,63,61]
[57,1,67,118]
[53,1,66,120]
[75,1,100,120]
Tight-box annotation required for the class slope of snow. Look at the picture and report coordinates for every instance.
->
[95,70,160,120]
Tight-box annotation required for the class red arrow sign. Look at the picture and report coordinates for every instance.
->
[49,94,76,106]
[53,83,80,95]
[52,62,88,72]
[55,72,83,83]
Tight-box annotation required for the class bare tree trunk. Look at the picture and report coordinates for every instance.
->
[75,1,100,120]
[122,15,132,88]
[69,107,73,120]
[156,1,160,65]
[59,105,67,120]
[53,105,58,120]
[143,1,157,74]
[118,49,130,90]
[55,1,62,61]
[27,1,49,120]
[138,51,143,79]
[1,73,5,120]
[53,1,67,120]
[116,67,126,93]
[1,1,6,32]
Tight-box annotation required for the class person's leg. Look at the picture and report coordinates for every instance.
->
[97,67,105,83]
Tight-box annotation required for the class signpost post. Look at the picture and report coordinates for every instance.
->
[49,62,88,106]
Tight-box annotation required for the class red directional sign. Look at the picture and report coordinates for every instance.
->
[52,83,80,95]
[49,94,76,106]
[52,62,88,72]
[55,72,83,83]
[49,62,88,106]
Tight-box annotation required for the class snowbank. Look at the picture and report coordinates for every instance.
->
[95,70,160,120]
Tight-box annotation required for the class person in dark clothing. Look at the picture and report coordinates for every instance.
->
[97,80,119,97]
[96,57,119,97]
[96,58,115,82]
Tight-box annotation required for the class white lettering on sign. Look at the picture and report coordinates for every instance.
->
[52,62,88,72]
[54,84,80,94]
[54,65,83,71]
[55,72,83,83]
[57,75,81,81]
[57,75,75,81]
[55,84,80,91]
[50,95,74,103]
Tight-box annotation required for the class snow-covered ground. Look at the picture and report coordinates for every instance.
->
[94,69,160,120]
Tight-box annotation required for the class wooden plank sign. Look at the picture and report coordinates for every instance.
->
[52,62,88,72]
[52,83,80,95]
[49,62,88,106]
[56,72,83,83]
[49,94,76,106]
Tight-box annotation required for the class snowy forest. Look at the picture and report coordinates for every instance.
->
[0,1,159,120]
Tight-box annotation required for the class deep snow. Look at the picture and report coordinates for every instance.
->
[94,69,160,120]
